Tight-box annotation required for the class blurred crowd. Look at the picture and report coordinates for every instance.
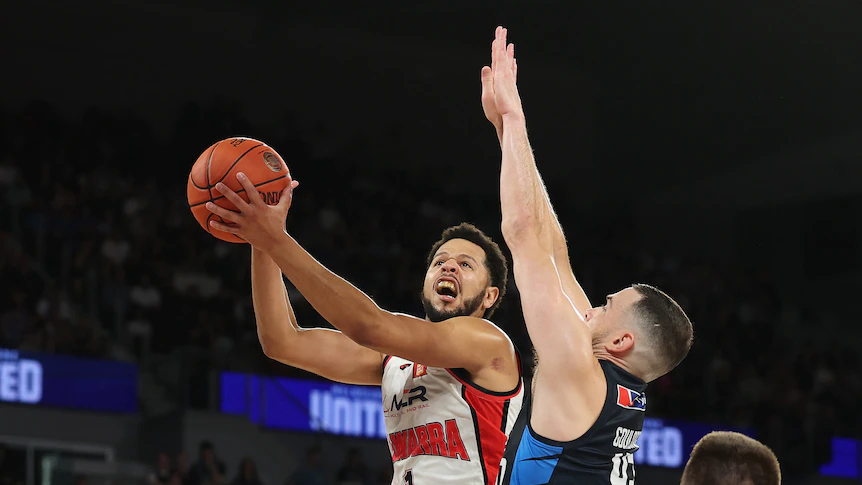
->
[0,100,858,476]
[144,442,389,485]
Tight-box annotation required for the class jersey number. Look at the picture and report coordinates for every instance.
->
[611,453,635,485]
[403,469,413,485]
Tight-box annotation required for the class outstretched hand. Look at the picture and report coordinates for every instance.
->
[206,173,300,250]
[481,26,523,135]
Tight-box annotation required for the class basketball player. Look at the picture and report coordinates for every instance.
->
[681,432,781,485]
[206,188,524,485]
[483,26,694,484]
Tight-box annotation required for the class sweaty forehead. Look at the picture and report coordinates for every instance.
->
[436,238,487,263]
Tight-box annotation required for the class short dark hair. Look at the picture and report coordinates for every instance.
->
[681,431,781,485]
[426,223,508,318]
[631,283,693,377]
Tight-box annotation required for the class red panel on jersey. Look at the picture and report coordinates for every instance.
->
[463,390,508,485]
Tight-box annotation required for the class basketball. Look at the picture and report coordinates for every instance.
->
[187,137,291,243]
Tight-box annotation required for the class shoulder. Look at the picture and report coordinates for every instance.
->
[451,316,515,345]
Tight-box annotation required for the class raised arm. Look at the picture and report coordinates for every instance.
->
[490,26,606,440]
[480,29,591,317]
[251,247,384,385]
[490,27,599,372]
[206,175,515,378]
[254,233,513,373]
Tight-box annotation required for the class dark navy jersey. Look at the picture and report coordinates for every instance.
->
[498,359,646,485]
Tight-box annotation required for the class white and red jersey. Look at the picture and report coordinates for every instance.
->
[382,348,524,485]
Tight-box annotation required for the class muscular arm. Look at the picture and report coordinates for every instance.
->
[499,112,606,439]
[499,113,594,364]
[495,119,591,316]
[251,248,384,385]
[258,234,516,377]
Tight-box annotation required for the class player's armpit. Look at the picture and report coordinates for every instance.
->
[349,312,518,382]
[263,327,385,386]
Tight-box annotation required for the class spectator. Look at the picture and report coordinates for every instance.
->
[286,446,327,485]
[231,458,263,485]
[149,453,174,485]
[176,452,192,485]
[189,442,226,485]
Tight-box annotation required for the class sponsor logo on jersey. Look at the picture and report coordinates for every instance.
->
[413,364,428,378]
[389,419,471,462]
[616,385,647,411]
[400,363,412,370]
[385,386,429,412]
[613,426,642,450]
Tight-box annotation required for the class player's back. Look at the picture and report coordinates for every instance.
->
[498,359,645,485]
[382,353,524,485]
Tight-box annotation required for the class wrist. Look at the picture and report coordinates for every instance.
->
[255,229,289,254]
[501,111,525,124]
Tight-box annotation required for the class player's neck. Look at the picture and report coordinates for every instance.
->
[592,347,641,380]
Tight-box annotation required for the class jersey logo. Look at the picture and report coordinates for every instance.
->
[385,386,429,412]
[389,419,471,462]
[616,385,646,411]
[400,363,412,370]
[413,363,428,378]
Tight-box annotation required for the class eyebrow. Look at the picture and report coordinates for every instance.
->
[434,252,480,265]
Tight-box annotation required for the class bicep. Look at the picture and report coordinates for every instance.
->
[268,328,384,385]
[553,254,592,319]
[550,225,592,317]
[510,241,594,370]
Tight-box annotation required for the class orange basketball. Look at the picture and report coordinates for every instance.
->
[187,137,290,243]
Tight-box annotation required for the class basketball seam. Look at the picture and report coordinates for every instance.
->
[189,173,208,191]
[216,143,265,185]
[188,174,289,208]
[204,140,223,201]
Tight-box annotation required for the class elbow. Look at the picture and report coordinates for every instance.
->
[501,214,540,244]
[258,336,281,361]
[257,328,291,362]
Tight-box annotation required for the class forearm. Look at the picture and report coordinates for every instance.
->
[261,232,386,344]
[251,246,384,384]
[251,248,303,355]
[499,113,553,249]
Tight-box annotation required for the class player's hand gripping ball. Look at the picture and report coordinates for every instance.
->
[187,137,291,243]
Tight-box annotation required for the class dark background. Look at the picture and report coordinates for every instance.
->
[2,0,862,483]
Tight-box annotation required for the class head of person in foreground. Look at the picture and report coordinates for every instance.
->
[681,431,781,485]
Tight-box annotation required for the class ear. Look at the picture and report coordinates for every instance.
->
[605,331,635,355]
[483,286,500,309]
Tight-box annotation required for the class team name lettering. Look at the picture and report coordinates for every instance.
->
[613,427,642,450]
[388,419,470,462]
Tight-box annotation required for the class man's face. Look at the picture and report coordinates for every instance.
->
[582,287,642,343]
[421,238,496,322]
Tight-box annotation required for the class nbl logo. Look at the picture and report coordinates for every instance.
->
[616,385,646,411]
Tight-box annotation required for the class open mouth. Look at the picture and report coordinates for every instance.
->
[435,278,459,302]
